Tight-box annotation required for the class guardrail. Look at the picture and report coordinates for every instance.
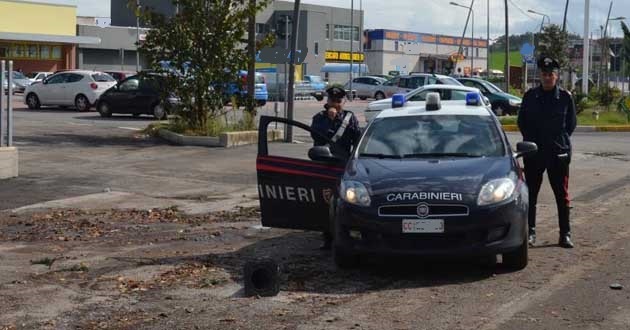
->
[1,60,14,147]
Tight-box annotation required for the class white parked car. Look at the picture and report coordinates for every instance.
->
[28,72,54,83]
[24,70,117,111]
[343,76,388,100]
[364,84,491,123]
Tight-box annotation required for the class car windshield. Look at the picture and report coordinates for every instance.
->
[358,115,505,158]
[440,77,463,85]
[255,75,265,84]
[482,81,503,93]
[9,72,27,80]
[308,76,323,82]
[92,73,115,82]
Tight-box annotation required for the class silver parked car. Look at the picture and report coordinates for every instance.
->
[3,71,32,93]
[344,76,387,100]
[379,73,462,98]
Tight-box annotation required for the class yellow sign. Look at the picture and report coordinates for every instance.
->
[325,51,364,62]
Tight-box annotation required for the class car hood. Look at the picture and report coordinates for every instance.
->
[344,156,514,204]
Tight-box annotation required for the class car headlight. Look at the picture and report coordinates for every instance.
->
[340,180,371,206]
[508,99,521,107]
[477,178,516,206]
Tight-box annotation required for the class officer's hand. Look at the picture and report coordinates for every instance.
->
[327,107,338,120]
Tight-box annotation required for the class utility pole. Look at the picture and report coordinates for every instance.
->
[562,0,570,33]
[583,0,590,93]
[247,0,256,115]
[505,0,510,92]
[286,0,300,143]
[452,0,475,70]
[487,0,490,77]
[349,0,354,101]
[136,0,140,72]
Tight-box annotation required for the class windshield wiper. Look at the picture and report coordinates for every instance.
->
[403,153,482,158]
[359,153,403,159]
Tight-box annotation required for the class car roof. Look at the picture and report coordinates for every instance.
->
[376,101,492,119]
[414,84,479,92]
[53,70,106,75]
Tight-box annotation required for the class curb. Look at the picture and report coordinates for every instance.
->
[501,125,630,133]
[158,129,283,148]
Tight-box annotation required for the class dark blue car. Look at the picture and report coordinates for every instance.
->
[225,71,268,106]
[256,93,537,270]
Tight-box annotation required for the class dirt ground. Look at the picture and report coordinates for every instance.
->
[1,179,630,330]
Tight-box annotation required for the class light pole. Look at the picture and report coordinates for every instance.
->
[487,0,490,77]
[350,0,354,102]
[603,12,625,89]
[528,9,550,85]
[136,0,140,72]
[451,1,474,76]
[583,0,591,93]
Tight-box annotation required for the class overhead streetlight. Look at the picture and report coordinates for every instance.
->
[527,9,551,31]
[451,1,475,76]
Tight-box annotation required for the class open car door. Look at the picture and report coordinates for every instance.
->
[257,116,347,231]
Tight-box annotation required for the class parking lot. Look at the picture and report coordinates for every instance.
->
[2,94,630,329]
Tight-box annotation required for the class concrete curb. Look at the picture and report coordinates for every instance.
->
[158,128,283,148]
[501,125,630,133]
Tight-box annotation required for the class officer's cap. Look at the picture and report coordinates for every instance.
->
[326,86,346,99]
[537,56,560,73]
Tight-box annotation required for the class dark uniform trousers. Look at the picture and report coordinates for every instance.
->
[524,154,571,234]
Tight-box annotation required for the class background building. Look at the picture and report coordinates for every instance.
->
[0,0,99,73]
[364,29,488,76]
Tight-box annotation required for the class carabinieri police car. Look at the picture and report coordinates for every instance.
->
[256,92,538,270]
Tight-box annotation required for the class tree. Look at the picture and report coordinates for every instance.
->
[536,24,569,69]
[134,0,271,134]
[621,21,630,78]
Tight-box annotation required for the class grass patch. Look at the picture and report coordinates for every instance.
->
[499,110,629,126]
[490,51,522,70]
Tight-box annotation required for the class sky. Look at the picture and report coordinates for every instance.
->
[33,0,630,39]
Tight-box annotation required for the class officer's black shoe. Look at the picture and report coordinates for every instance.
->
[559,234,574,249]
[528,228,536,246]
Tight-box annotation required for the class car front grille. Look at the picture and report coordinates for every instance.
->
[378,204,469,218]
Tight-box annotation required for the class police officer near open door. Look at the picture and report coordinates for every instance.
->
[518,56,577,249]
[311,86,361,249]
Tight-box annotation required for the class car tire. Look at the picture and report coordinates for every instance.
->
[26,93,41,110]
[503,240,528,271]
[97,101,112,118]
[359,96,367,100]
[75,94,91,112]
[153,103,167,120]
[375,91,385,100]
[315,95,323,101]
[493,104,505,116]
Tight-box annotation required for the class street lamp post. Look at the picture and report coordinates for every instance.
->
[528,9,551,85]
[451,1,474,76]
[603,10,625,89]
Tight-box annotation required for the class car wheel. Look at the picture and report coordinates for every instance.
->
[493,104,505,116]
[97,101,112,118]
[333,244,359,269]
[315,95,323,101]
[503,239,528,271]
[153,103,167,120]
[26,93,41,110]
[75,95,91,112]
[375,91,385,100]
[359,96,367,100]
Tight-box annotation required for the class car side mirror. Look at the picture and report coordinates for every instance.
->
[308,146,343,163]
[514,141,537,159]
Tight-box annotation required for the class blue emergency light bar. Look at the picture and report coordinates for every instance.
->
[392,94,405,108]
[466,92,481,106]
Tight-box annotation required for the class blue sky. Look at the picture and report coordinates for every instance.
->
[34,0,630,38]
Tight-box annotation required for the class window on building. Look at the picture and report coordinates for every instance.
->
[334,24,343,40]
[353,26,359,41]
[51,46,62,60]
[333,24,360,41]
[40,46,50,59]
[476,48,479,58]
[314,42,319,55]
[0,44,7,58]
[394,41,399,52]
[325,24,329,39]
[28,45,38,59]
[256,23,267,34]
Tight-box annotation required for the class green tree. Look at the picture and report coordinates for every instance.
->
[134,0,271,134]
[536,24,569,69]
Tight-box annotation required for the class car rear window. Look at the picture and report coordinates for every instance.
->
[439,77,464,86]
[92,73,115,82]
[358,115,505,158]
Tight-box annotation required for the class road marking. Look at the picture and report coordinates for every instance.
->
[117,127,142,131]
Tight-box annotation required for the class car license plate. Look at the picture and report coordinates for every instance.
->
[402,219,444,233]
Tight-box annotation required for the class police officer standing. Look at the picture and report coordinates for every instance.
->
[518,56,577,248]
[311,86,361,249]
